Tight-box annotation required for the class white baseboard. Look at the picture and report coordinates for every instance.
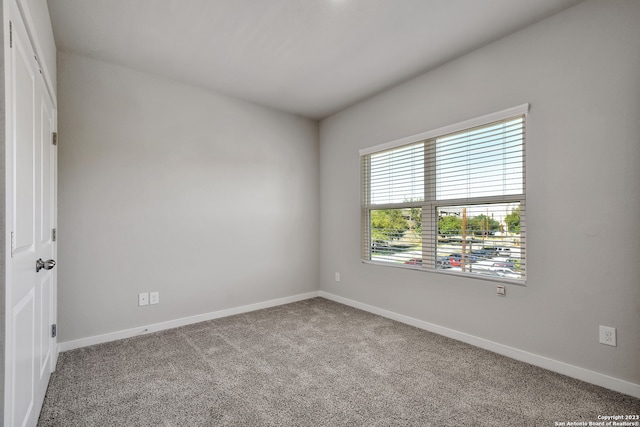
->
[58,291,320,352]
[57,289,640,399]
[319,291,640,399]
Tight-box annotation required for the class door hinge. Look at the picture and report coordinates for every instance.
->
[52,228,57,242]
[9,21,12,48]
[51,324,57,338]
[52,131,58,146]
[10,231,15,257]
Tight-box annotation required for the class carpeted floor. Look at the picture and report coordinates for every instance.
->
[38,298,640,426]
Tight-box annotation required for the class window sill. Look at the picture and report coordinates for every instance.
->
[361,259,526,286]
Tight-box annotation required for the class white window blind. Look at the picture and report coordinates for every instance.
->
[369,143,424,206]
[434,117,524,200]
[361,105,527,282]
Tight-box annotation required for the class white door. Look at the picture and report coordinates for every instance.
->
[5,2,57,426]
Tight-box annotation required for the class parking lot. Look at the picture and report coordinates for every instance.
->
[371,243,523,279]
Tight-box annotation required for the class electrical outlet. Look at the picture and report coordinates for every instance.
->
[335,272,340,282]
[150,292,159,305]
[138,292,149,306]
[496,285,506,296]
[599,325,616,347]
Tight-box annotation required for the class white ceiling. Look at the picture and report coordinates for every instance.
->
[47,0,583,119]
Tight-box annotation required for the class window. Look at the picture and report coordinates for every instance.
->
[361,104,528,282]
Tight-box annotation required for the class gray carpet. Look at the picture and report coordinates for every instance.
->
[38,298,640,426]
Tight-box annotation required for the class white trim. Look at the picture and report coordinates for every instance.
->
[360,259,526,286]
[359,103,530,156]
[57,289,640,399]
[318,291,640,399]
[58,291,320,352]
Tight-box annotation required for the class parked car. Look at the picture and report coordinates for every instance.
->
[494,268,521,279]
[480,246,513,256]
[472,260,516,271]
[479,247,499,257]
[491,261,515,269]
[404,258,422,266]
[447,253,478,266]
[436,256,451,268]
[471,249,493,259]
[474,268,521,279]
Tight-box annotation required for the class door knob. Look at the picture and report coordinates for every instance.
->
[36,258,56,272]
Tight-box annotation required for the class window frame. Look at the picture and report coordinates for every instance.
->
[360,104,529,284]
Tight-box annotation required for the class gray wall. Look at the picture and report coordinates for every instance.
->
[57,51,319,342]
[319,0,640,385]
